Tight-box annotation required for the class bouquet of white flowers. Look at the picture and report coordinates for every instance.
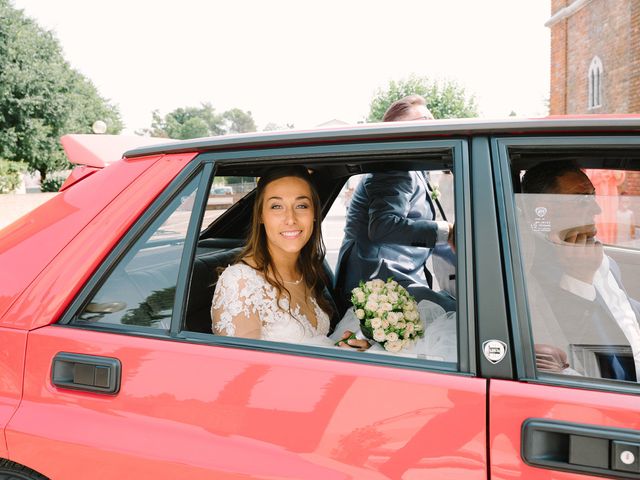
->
[350,278,424,352]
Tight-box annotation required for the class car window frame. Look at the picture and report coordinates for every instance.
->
[494,135,640,395]
[57,161,211,335]
[176,139,476,376]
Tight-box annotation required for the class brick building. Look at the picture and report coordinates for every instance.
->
[548,0,640,197]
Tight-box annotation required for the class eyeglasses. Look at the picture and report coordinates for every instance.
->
[409,116,434,121]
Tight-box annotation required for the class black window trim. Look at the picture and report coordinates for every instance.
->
[472,136,514,380]
[171,164,214,337]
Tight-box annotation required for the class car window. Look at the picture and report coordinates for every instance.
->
[201,176,255,233]
[186,154,462,372]
[511,156,640,384]
[72,174,201,330]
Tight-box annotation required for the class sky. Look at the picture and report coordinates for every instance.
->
[12,0,551,134]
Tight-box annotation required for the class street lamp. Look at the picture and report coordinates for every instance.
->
[92,120,107,134]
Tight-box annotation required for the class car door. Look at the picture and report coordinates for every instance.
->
[489,135,640,479]
[7,138,488,479]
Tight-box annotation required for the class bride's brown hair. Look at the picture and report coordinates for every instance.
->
[237,166,333,317]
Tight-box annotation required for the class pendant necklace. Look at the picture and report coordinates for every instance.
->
[283,276,303,285]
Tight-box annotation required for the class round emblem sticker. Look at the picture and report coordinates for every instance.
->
[535,206,547,218]
[482,340,508,364]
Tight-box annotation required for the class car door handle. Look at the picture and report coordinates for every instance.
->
[522,419,640,478]
[51,352,121,394]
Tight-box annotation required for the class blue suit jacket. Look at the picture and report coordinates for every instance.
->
[335,170,442,308]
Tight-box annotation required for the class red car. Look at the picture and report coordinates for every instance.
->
[1,118,639,479]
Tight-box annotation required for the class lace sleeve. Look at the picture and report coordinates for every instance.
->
[211,265,262,339]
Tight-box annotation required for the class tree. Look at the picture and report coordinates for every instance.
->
[0,1,123,181]
[263,122,294,132]
[142,104,258,139]
[141,103,225,139]
[64,70,123,135]
[0,159,25,193]
[368,75,478,122]
[223,108,257,134]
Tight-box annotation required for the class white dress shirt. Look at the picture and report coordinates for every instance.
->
[560,256,640,379]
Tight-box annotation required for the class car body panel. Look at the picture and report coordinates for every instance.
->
[58,134,179,191]
[0,328,27,458]
[0,153,196,330]
[59,165,101,192]
[8,325,487,479]
[60,134,178,169]
[489,379,640,479]
[489,134,640,478]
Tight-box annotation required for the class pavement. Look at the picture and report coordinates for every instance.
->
[0,193,57,231]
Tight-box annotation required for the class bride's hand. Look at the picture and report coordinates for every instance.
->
[336,330,370,351]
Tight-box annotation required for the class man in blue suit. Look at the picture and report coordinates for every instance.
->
[335,95,455,313]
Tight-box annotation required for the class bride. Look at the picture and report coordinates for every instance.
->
[211,166,369,350]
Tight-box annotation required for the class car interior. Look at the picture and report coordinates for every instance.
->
[185,152,454,335]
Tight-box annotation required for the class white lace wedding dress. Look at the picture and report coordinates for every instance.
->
[212,264,457,361]
[211,263,334,346]
[329,300,458,362]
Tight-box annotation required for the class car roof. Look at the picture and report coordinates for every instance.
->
[124,116,640,159]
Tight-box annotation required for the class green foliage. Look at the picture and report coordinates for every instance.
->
[0,1,122,181]
[64,70,123,135]
[141,103,258,139]
[141,103,225,139]
[262,122,295,131]
[223,108,257,134]
[368,75,478,122]
[0,158,25,193]
[263,122,282,132]
[225,176,256,185]
[40,174,65,192]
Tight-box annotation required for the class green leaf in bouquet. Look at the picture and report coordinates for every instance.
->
[360,321,375,342]
[333,331,357,347]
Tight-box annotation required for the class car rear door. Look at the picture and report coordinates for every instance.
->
[488,135,640,479]
[6,139,490,479]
